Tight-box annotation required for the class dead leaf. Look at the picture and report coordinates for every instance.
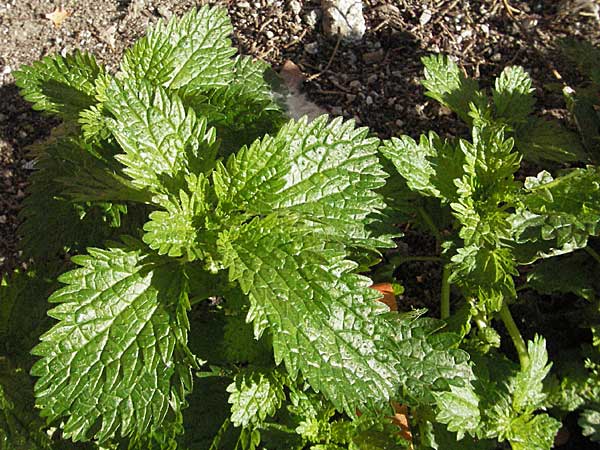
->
[45,7,70,28]
[371,282,398,312]
[279,60,305,92]
[390,401,414,448]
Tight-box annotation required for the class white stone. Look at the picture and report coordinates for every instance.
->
[322,0,366,42]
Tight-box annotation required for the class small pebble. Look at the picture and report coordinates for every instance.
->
[0,215,6,224]
[304,9,319,28]
[419,9,432,25]
[365,96,373,105]
[288,0,302,15]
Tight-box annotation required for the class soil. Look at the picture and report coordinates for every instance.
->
[1,0,600,447]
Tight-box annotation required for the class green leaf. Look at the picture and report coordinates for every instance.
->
[185,56,285,152]
[222,216,399,413]
[105,79,218,192]
[512,167,600,263]
[507,413,561,450]
[580,406,600,442]
[561,38,600,85]
[227,369,286,427]
[510,336,552,412]
[214,115,391,251]
[434,384,480,440]
[493,66,535,125]
[120,6,236,91]
[0,359,53,450]
[527,251,597,301]
[14,51,103,121]
[143,174,212,260]
[449,246,518,313]
[421,54,484,123]
[391,315,474,405]
[379,132,463,202]
[31,247,197,443]
[515,118,586,164]
[34,138,146,204]
[0,269,57,363]
[566,88,600,161]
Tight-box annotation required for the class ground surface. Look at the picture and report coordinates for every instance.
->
[1,1,600,448]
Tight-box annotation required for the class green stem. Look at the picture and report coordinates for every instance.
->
[499,303,529,368]
[585,246,600,266]
[417,207,443,251]
[440,264,451,320]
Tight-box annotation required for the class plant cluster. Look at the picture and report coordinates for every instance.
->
[0,6,599,450]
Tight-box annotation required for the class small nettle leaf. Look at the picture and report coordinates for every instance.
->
[379,132,463,202]
[510,336,552,412]
[227,369,286,428]
[214,115,391,251]
[143,174,212,261]
[506,413,561,450]
[105,79,218,192]
[421,54,485,123]
[14,51,104,121]
[434,384,481,440]
[492,66,535,124]
[31,247,197,443]
[449,246,518,313]
[120,6,236,91]
[511,167,600,263]
[579,406,600,442]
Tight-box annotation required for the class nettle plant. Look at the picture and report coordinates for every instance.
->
[1,7,478,450]
[380,55,600,448]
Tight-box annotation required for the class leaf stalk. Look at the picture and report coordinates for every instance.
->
[499,303,529,368]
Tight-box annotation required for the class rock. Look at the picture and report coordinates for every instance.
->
[288,0,302,15]
[419,8,432,25]
[303,9,320,28]
[156,5,172,20]
[322,0,366,43]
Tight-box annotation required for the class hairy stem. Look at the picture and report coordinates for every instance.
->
[417,207,443,251]
[440,264,451,320]
[499,303,529,368]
